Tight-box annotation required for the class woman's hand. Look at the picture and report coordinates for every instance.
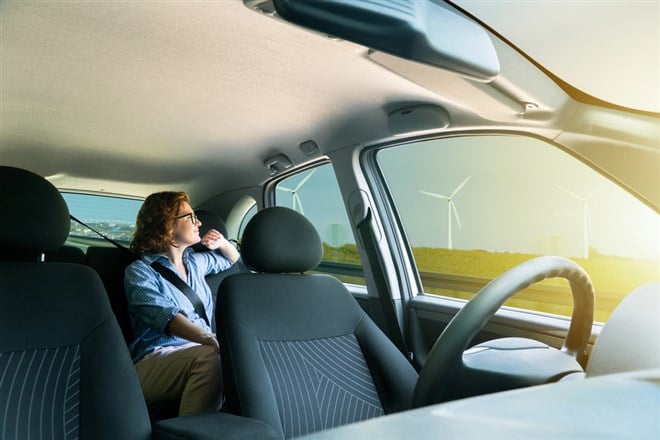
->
[199,332,220,353]
[201,229,240,263]
[167,313,220,353]
[200,228,226,250]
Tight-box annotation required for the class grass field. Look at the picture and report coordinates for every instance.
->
[322,243,659,322]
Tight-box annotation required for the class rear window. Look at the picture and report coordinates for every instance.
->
[62,193,142,243]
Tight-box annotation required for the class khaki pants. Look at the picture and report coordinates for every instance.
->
[135,343,222,416]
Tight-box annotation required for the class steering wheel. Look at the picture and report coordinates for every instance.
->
[412,256,594,408]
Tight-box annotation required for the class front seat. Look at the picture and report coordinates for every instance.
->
[217,207,418,439]
[0,166,152,439]
[0,166,279,440]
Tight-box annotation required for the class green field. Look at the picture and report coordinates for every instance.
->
[322,243,659,322]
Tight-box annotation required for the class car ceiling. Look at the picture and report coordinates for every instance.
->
[0,0,447,202]
[1,1,658,211]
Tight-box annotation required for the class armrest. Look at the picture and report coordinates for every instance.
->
[152,412,280,440]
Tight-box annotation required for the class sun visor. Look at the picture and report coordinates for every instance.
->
[272,0,500,82]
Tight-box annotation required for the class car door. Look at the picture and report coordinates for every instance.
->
[368,133,659,371]
[267,132,658,377]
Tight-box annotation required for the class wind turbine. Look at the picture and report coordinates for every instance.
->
[277,169,316,215]
[556,185,604,259]
[420,176,471,250]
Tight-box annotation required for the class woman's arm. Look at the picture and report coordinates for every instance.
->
[166,313,219,352]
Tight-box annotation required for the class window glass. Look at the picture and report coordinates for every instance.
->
[238,203,258,242]
[275,164,364,285]
[377,136,659,322]
[62,193,142,243]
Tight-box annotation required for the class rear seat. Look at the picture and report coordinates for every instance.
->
[45,244,87,264]
[86,246,137,343]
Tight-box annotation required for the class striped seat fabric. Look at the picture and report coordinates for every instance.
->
[261,334,383,438]
[0,346,81,440]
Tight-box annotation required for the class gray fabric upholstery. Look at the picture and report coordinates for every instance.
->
[1,345,81,439]
[0,166,70,254]
[0,262,152,440]
[260,335,384,438]
[86,246,137,344]
[153,412,279,440]
[46,245,87,264]
[217,207,418,439]
[240,206,322,273]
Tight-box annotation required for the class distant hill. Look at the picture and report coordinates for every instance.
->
[322,242,659,322]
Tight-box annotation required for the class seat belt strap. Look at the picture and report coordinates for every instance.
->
[150,261,210,327]
[356,208,409,358]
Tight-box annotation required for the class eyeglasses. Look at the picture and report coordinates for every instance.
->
[174,212,198,225]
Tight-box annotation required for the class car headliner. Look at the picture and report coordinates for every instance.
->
[1,1,440,201]
[1,1,658,210]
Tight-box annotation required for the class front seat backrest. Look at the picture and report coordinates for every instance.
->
[586,283,660,377]
[217,207,418,439]
[0,166,152,440]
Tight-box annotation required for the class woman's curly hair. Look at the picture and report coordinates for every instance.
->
[131,191,190,254]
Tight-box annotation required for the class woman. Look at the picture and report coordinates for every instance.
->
[124,191,240,416]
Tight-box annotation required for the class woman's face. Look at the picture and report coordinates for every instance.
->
[172,201,202,248]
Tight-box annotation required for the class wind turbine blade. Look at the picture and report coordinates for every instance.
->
[451,176,471,198]
[419,190,449,200]
[555,185,582,200]
[295,169,316,191]
[586,186,605,200]
[294,193,304,215]
[450,201,462,230]
[277,186,294,193]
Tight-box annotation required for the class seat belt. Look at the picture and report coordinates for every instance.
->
[150,261,210,327]
[356,208,409,359]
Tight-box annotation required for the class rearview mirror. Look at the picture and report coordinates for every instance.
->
[272,0,500,82]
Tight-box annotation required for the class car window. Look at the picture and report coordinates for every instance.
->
[377,135,659,322]
[62,192,142,243]
[274,164,364,285]
[238,203,258,242]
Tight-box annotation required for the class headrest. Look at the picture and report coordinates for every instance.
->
[240,207,322,273]
[192,209,228,252]
[0,166,70,254]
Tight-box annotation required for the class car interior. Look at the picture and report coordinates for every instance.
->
[1,0,659,439]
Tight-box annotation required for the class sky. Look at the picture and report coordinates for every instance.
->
[63,193,142,224]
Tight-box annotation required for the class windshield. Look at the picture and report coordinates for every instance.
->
[454,1,660,113]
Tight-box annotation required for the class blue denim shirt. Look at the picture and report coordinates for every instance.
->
[124,248,232,362]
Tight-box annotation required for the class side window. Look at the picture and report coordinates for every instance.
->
[237,203,258,242]
[377,136,659,322]
[275,164,364,285]
[62,193,142,243]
